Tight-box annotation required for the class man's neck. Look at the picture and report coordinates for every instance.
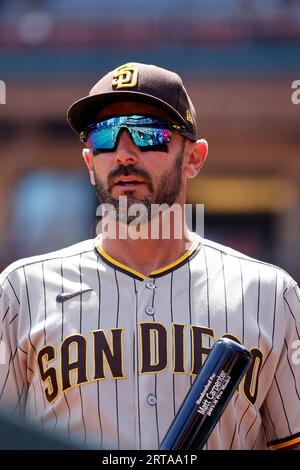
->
[99,221,196,278]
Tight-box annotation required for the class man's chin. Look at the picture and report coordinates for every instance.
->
[97,195,152,224]
[110,184,149,198]
[102,196,149,206]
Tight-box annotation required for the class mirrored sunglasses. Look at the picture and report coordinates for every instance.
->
[80,114,191,154]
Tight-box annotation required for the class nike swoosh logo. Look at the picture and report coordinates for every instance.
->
[56,288,94,303]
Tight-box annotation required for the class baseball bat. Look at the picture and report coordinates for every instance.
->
[159,337,252,450]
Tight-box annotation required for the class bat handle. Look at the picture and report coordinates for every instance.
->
[160,338,252,450]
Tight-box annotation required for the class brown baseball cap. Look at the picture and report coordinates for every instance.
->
[67,62,197,140]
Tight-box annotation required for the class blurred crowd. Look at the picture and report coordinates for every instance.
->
[1,0,300,47]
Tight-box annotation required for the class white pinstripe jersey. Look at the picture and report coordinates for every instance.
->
[0,234,300,450]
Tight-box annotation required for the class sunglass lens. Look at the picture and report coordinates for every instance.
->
[131,128,171,147]
[87,128,116,152]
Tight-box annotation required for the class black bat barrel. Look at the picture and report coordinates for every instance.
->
[160,338,252,450]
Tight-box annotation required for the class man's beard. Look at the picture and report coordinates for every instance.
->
[94,145,184,225]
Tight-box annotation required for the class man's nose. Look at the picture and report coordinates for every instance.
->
[114,129,139,166]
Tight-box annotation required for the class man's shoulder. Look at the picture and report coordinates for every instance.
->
[201,237,258,262]
[200,237,297,291]
[0,238,96,286]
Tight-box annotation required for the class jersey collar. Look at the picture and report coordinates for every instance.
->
[95,235,201,281]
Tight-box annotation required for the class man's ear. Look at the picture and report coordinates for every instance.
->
[184,138,208,179]
[82,148,96,185]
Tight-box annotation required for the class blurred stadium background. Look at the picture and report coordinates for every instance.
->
[0,0,300,282]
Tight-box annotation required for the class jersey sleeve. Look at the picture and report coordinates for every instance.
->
[262,283,300,450]
[0,282,27,416]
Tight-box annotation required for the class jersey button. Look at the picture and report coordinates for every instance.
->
[145,306,156,316]
[146,281,155,290]
[147,394,157,406]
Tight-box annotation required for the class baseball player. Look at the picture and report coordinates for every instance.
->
[0,62,300,450]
